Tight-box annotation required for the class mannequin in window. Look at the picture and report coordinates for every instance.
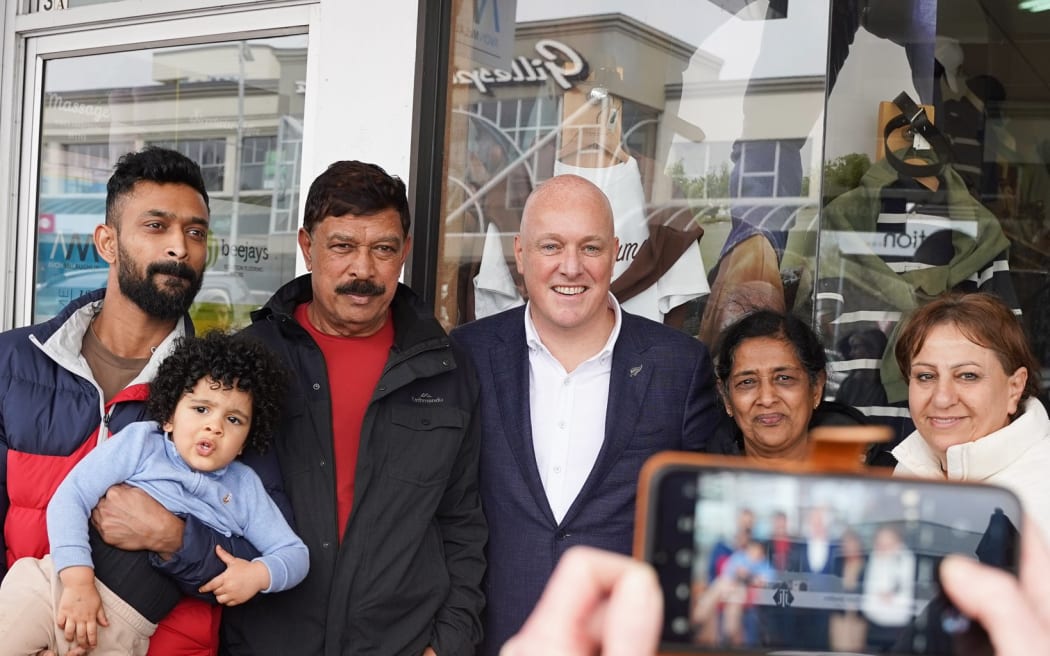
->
[697,0,939,346]
[814,104,1019,464]
[473,77,710,328]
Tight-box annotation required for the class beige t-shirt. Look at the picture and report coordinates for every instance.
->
[81,321,150,404]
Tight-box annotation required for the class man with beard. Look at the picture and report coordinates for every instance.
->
[0,146,236,655]
[217,160,486,655]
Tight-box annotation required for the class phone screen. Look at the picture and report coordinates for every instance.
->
[643,465,1021,655]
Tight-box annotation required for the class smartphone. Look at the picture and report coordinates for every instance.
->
[635,452,1022,656]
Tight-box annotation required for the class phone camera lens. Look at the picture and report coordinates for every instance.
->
[671,617,690,635]
[675,548,692,568]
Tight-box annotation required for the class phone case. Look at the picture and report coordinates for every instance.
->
[634,448,1020,656]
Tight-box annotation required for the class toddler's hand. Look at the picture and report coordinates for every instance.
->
[56,567,109,650]
[199,544,271,606]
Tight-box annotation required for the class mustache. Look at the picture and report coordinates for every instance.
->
[147,260,199,283]
[336,279,385,297]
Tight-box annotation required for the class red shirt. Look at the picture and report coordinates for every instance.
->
[295,303,394,541]
[772,537,792,571]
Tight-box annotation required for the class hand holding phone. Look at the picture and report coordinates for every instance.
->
[634,453,1023,655]
[502,511,1050,656]
[940,526,1050,656]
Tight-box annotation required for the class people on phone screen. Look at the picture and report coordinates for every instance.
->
[507,532,1050,656]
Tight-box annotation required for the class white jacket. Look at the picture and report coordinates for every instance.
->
[892,398,1050,541]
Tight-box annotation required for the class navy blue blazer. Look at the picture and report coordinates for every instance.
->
[451,305,731,655]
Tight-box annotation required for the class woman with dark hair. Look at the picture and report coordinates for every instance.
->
[715,310,828,462]
[892,292,1050,538]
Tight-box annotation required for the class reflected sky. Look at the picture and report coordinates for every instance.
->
[517,0,828,79]
[43,35,306,92]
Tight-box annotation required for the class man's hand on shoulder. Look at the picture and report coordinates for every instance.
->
[91,483,185,557]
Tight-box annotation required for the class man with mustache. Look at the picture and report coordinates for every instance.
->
[217,161,485,655]
[0,146,234,654]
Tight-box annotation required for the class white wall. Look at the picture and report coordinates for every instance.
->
[303,0,418,186]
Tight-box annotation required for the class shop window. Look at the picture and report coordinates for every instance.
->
[433,2,829,338]
[53,143,122,193]
[34,34,308,331]
[815,0,1050,453]
[668,141,734,200]
[267,116,303,234]
[428,0,1050,462]
[240,135,278,191]
[148,138,227,192]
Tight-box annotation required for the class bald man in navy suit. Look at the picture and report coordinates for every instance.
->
[452,174,732,655]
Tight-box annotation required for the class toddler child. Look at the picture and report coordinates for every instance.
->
[0,331,308,655]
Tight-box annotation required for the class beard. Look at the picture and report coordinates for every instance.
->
[117,243,203,321]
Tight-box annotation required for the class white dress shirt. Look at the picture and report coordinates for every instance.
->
[806,538,830,573]
[525,294,622,524]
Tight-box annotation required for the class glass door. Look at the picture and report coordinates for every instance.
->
[15,5,312,330]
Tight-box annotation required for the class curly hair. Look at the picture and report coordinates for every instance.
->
[148,331,287,454]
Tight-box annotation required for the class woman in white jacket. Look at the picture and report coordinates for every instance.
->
[891,292,1050,539]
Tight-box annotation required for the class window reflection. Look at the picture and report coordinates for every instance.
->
[438,1,1050,461]
[817,0,1050,460]
[35,35,307,331]
[241,135,279,191]
[438,3,829,338]
[149,138,227,191]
